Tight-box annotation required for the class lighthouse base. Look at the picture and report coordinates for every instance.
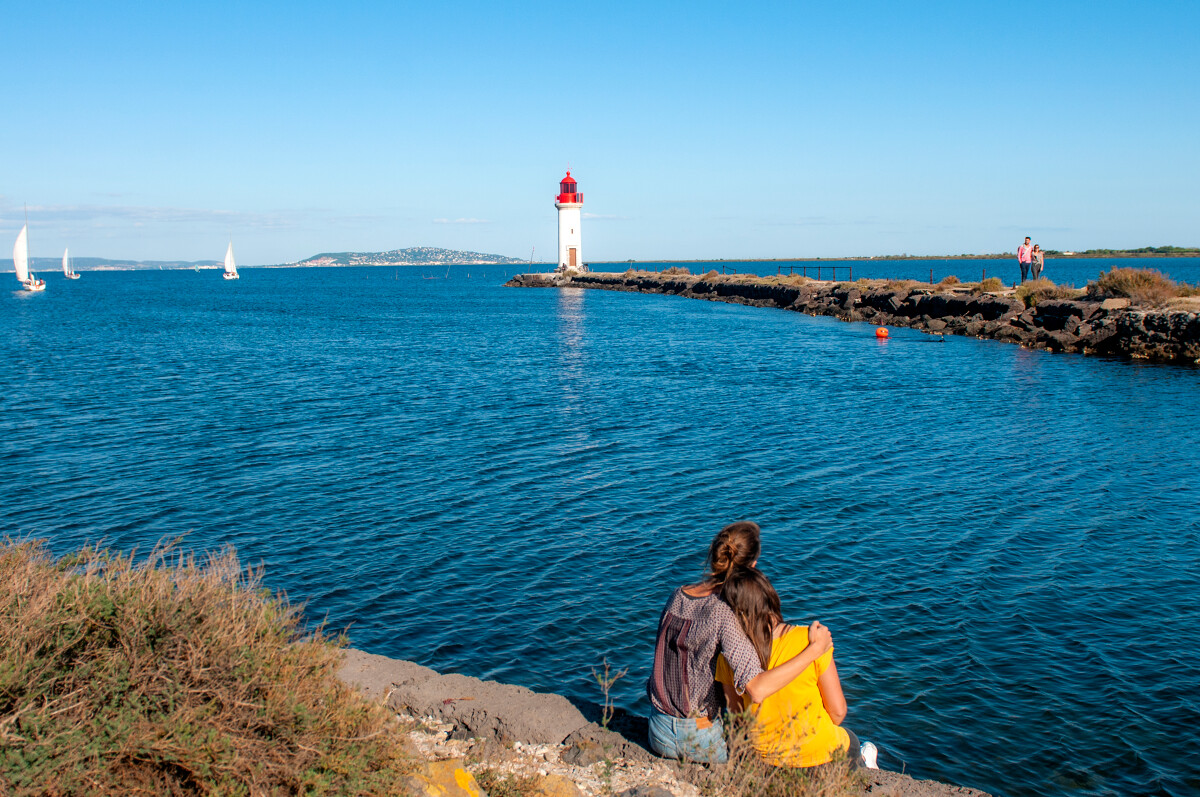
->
[554,262,589,275]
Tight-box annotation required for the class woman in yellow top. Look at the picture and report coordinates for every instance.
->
[715,567,877,769]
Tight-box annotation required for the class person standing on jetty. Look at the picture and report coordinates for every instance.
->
[1031,244,1045,280]
[647,521,833,763]
[1017,236,1034,283]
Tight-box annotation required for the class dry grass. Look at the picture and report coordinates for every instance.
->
[1016,278,1084,308]
[700,270,720,281]
[937,275,961,286]
[1089,267,1200,307]
[883,279,919,292]
[661,266,692,276]
[971,277,1004,294]
[473,768,543,797]
[0,539,415,796]
[684,711,863,797]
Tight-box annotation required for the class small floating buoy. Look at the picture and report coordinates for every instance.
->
[875,327,889,338]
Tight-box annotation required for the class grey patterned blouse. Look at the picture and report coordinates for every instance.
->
[646,586,764,719]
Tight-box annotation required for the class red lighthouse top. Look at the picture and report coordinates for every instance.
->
[556,171,583,204]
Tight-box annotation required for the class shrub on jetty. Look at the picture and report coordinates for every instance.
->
[1089,267,1199,307]
[701,270,720,281]
[972,277,1004,294]
[0,539,414,795]
[937,275,961,287]
[661,266,692,276]
[1016,278,1081,308]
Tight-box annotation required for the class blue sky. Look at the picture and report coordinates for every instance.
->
[3,1,1197,264]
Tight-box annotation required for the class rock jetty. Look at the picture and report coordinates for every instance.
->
[338,648,990,797]
[506,271,1200,365]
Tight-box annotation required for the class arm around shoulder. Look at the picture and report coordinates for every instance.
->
[743,621,832,705]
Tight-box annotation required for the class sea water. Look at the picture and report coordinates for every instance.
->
[3,266,1198,796]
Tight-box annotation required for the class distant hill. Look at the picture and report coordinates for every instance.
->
[294,247,524,266]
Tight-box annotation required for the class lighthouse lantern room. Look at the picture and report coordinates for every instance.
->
[554,171,585,273]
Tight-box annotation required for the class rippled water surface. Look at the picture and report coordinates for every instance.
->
[3,267,1198,797]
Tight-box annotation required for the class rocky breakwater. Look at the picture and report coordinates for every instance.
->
[506,272,1200,365]
[338,648,990,797]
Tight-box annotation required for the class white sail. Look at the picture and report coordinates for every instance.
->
[62,247,70,276]
[13,225,29,282]
[224,242,237,276]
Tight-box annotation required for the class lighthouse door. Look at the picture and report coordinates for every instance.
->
[568,248,577,269]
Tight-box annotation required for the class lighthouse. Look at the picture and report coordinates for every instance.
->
[555,171,585,273]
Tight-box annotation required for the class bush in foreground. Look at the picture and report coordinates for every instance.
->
[0,540,414,796]
[689,710,862,797]
[1089,267,1199,307]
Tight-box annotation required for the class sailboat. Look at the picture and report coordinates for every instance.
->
[13,224,46,292]
[62,247,80,279]
[222,241,239,280]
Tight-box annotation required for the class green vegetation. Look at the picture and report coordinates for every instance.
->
[0,540,415,796]
[1088,267,1200,307]
[1079,246,1199,256]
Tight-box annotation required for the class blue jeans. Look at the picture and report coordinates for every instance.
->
[647,707,728,763]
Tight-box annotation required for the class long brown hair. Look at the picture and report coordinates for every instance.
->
[706,521,761,590]
[722,567,782,669]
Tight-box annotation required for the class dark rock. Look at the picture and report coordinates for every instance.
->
[1012,312,1038,331]
[616,787,676,797]
[926,319,947,332]
[560,739,607,766]
[1043,330,1081,352]
[562,721,653,764]
[966,293,1023,321]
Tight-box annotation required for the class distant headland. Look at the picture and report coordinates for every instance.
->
[292,247,526,267]
[1,247,527,272]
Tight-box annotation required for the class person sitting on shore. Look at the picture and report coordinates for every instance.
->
[715,566,878,770]
[647,521,833,764]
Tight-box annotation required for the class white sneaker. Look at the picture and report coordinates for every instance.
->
[860,741,879,770]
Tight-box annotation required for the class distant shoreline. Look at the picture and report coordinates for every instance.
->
[596,252,1200,264]
[5,252,1198,273]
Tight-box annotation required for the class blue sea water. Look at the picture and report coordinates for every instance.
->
[3,266,1198,797]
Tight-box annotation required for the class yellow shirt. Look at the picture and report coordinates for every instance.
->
[715,625,849,768]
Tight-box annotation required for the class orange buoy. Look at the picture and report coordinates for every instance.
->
[875,327,889,338]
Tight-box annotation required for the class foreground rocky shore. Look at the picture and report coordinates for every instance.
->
[338,649,990,797]
[506,271,1200,365]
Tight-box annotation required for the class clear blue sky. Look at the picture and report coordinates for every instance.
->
[3,0,1197,264]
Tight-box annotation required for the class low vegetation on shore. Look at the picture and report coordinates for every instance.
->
[0,539,415,795]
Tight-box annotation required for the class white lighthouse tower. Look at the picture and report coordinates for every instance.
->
[555,171,585,273]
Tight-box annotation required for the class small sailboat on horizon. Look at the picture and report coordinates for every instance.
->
[222,241,239,280]
[62,247,80,279]
[13,224,46,292]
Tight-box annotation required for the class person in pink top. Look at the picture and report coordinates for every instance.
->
[1017,236,1033,283]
